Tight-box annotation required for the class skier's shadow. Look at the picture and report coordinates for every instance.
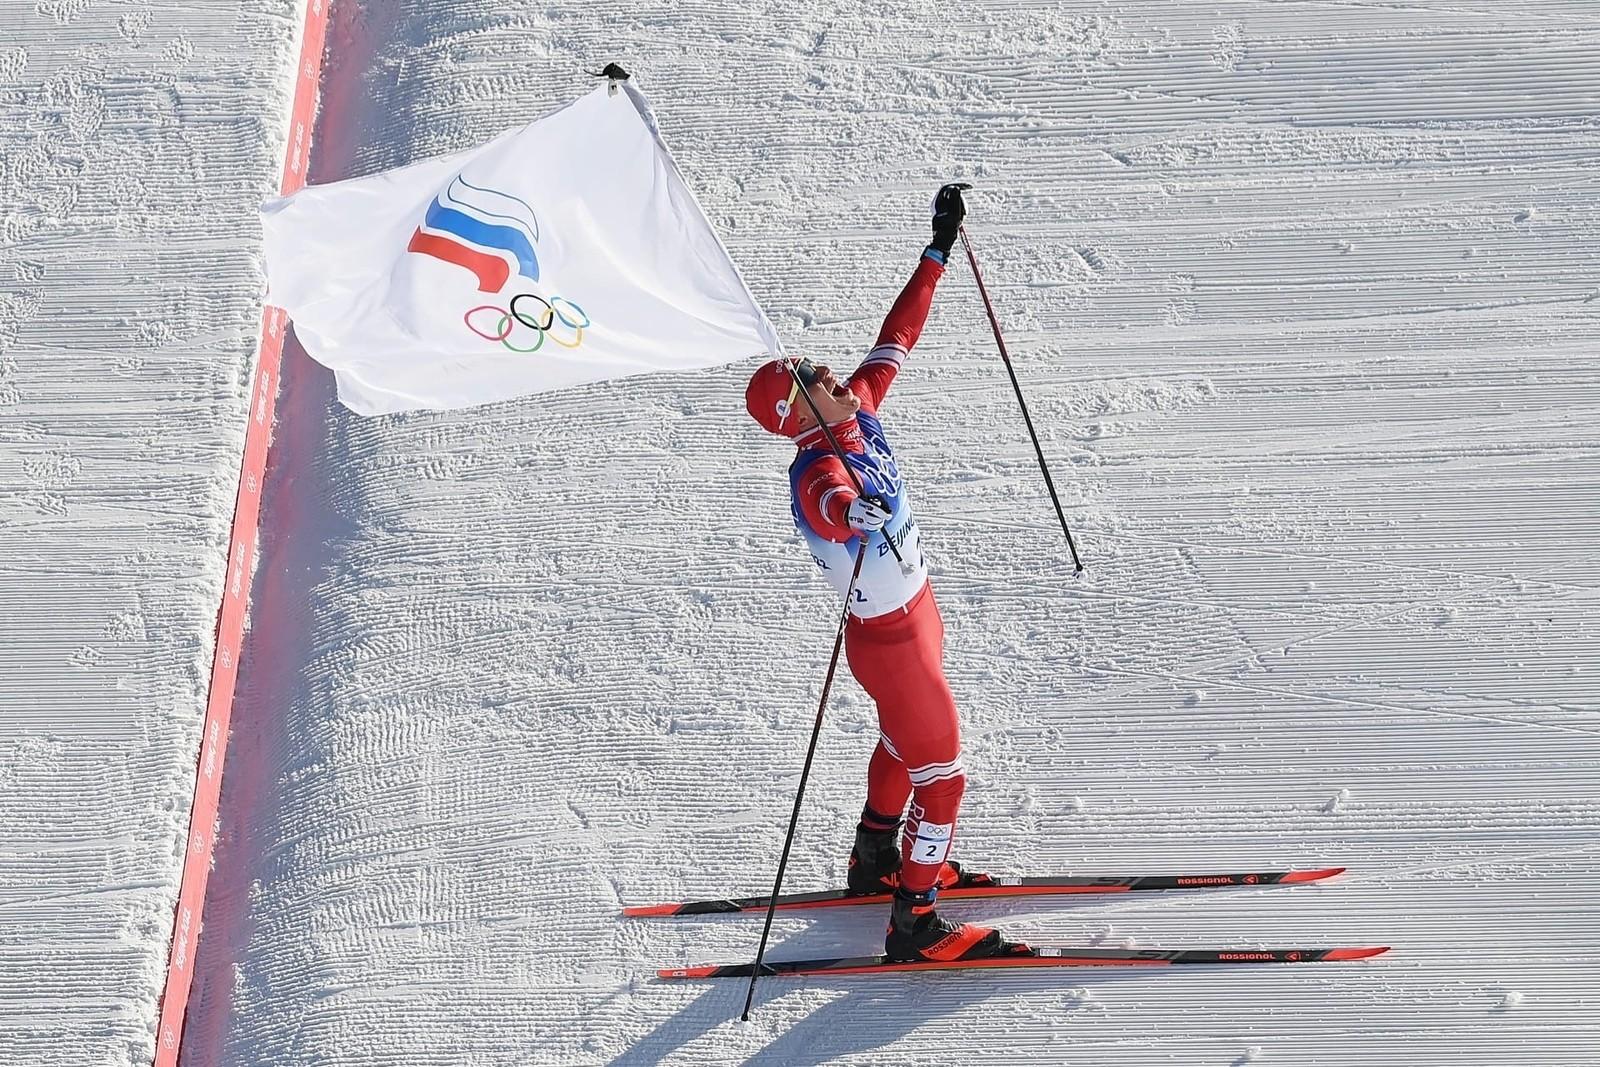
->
[610,906,1151,1066]
[741,973,1136,1067]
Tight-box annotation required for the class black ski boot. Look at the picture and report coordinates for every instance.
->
[846,821,902,895]
[884,886,1025,963]
[848,822,969,895]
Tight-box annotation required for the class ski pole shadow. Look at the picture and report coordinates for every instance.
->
[742,969,1152,1067]
[610,957,1154,1067]
[605,981,754,1067]
[609,905,1155,1066]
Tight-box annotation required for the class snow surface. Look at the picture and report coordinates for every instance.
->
[0,2,303,1064]
[7,1,1600,1065]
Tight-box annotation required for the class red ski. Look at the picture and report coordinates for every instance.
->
[661,944,1389,980]
[625,866,1344,918]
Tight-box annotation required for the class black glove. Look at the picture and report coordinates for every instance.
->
[928,183,970,256]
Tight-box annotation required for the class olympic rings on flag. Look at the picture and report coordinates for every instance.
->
[497,314,547,353]
[465,305,516,342]
[463,290,590,354]
[551,296,590,329]
[509,293,554,331]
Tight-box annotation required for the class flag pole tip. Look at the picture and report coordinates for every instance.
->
[590,62,631,95]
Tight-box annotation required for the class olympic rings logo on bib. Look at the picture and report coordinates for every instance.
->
[464,291,591,354]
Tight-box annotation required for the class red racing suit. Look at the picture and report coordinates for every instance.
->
[787,249,963,893]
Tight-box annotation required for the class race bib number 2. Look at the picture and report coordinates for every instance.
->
[912,822,953,865]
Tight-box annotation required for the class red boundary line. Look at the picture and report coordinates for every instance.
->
[152,2,329,1063]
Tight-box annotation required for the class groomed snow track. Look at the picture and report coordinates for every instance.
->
[5,2,1599,1065]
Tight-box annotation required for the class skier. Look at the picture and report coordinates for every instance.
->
[744,185,1022,963]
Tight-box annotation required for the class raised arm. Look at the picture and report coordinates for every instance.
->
[850,252,945,410]
[848,184,969,411]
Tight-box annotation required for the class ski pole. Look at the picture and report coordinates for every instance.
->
[741,543,867,1020]
[957,226,1086,573]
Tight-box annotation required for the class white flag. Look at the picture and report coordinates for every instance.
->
[261,84,781,415]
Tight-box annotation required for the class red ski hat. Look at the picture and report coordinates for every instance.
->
[745,358,805,437]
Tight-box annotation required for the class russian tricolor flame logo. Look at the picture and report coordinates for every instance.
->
[407,175,541,293]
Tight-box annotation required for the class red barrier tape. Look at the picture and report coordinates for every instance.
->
[153,2,328,1062]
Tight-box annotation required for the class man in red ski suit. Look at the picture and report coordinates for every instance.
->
[744,186,1021,963]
